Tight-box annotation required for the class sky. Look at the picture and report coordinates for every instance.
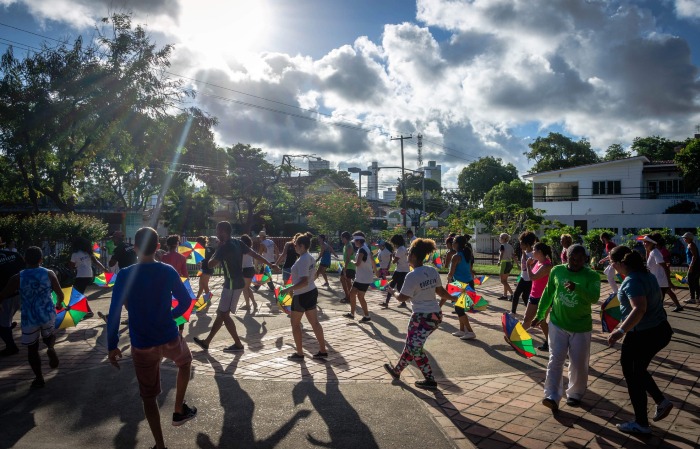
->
[2,0,700,194]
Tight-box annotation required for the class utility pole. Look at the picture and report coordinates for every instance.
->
[391,135,412,228]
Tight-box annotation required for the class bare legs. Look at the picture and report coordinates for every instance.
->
[349,287,369,317]
[340,274,351,300]
[458,315,474,333]
[523,303,538,329]
[500,273,513,297]
[242,278,257,310]
[290,309,326,356]
[27,332,56,384]
[196,274,211,299]
[142,361,191,449]
[315,266,329,285]
[202,311,241,347]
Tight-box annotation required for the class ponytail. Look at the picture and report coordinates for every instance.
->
[534,242,553,261]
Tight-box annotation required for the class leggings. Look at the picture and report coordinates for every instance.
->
[620,320,673,427]
[511,279,532,314]
[395,312,442,380]
[689,269,700,300]
[387,271,408,302]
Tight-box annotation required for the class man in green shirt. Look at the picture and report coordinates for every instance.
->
[532,244,600,412]
[103,234,116,272]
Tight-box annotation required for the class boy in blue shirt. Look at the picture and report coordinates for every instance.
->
[107,227,197,449]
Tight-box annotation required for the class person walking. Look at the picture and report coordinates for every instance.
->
[560,234,573,264]
[509,231,536,312]
[69,237,106,319]
[277,234,300,286]
[196,236,215,299]
[193,222,276,352]
[279,233,326,361]
[160,235,189,278]
[377,240,393,280]
[382,234,409,308]
[642,234,683,312]
[682,232,699,304]
[108,231,138,273]
[0,243,26,356]
[384,238,455,390]
[344,231,376,322]
[531,244,601,411]
[522,242,553,330]
[608,246,674,434]
[253,231,277,291]
[598,232,619,294]
[498,233,516,300]
[339,231,356,304]
[239,235,258,312]
[106,227,198,449]
[446,235,477,340]
[406,229,416,245]
[314,234,337,287]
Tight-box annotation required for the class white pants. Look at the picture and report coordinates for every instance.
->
[604,264,618,294]
[544,321,591,403]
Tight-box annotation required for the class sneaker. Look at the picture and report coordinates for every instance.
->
[380,302,389,308]
[312,352,328,359]
[0,346,19,356]
[684,298,697,304]
[415,379,438,390]
[322,283,329,287]
[616,420,651,434]
[360,316,372,322]
[172,403,197,426]
[343,313,355,320]
[47,347,59,369]
[339,298,350,304]
[97,311,108,324]
[192,337,209,350]
[11,321,16,329]
[383,363,400,380]
[397,302,408,308]
[672,306,684,312]
[460,332,476,340]
[537,343,549,352]
[653,399,674,422]
[566,397,581,407]
[497,295,508,300]
[288,353,305,361]
[31,378,45,388]
[121,318,129,325]
[223,344,245,353]
[84,312,94,319]
[542,397,559,412]
[452,331,466,337]
[239,305,251,310]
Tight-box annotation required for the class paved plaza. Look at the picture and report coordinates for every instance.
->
[2,273,700,448]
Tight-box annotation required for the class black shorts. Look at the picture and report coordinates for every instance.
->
[390,271,409,290]
[319,263,330,269]
[242,267,256,279]
[528,296,540,305]
[352,281,370,292]
[200,268,214,276]
[73,277,92,294]
[455,306,466,317]
[344,269,356,280]
[292,289,318,312]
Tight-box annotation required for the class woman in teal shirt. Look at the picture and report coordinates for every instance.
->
[608,246,674,434]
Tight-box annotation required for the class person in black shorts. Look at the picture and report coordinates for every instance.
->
[239,234,258,311]
[279,233,326,361]
[383,234,410,308]
[344,231,377,322]
[340,231,356,303]
[196,236,215,299]
[0,245,26,356]
[276,234,300,286]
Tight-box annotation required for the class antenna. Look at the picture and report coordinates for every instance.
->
[417,133,423,166]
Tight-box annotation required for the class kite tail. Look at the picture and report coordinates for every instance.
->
[394,312,442,380]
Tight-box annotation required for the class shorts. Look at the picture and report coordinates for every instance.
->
[319,263,330,269]
[455,306,466,317]
[528,296,540,305]
[660,287,669,297]
[200,268,214,276]
[343,269,356,280]
[282,268,292,284]
[132,335,192,398]
[218,288,243,313]
[500,261,513,275]
[242,267,255,279]
[73,277,92,295]
[352,281,370,292]
[378,268,390,279]
[292,289,318,312]
[21,320,55,345]
[0,294,20,327]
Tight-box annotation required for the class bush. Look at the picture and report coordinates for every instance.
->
[582,228,615,262]
[1,213,108,247]
[623,228,677,249]
[539,223,582,264]
[664,200,700,214]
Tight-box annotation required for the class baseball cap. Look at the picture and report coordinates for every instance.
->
[682,232,695,239]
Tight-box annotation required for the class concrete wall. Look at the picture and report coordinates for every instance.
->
[545,214,699,234]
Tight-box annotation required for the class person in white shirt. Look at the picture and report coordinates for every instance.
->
[279,232,326,361]
[384,238,454,390]
[344,231,378,322]
[642,234,683,312]
[377,240,393,280]
[69,237,106,319]
[383,234,410,308]
[254,231,278,291]
[406,229,417,244]
[239,235,258,312]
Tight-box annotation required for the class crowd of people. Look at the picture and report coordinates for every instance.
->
[0,226,698,447]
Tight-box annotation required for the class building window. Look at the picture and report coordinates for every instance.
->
[592,180,621,195]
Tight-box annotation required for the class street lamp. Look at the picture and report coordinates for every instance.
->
[347,167,363,199]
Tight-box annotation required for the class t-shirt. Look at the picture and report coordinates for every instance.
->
[0,249,25,294]
[378,248,392,269]
[605,241,617,255]
[395,246,409,272]
[242,253,254,268]
[161,251,189,278]
[618,271,667,332]
[400,265,442,314]
[530,260,551,298]
[659,248,671,264]
[520,251,534,281]
[261,239,276,263]
[561,249,568,264]
[355,245,374,283]
[343,243,356,270]
[535,265,601,333]
[107,262,193,351]
[201,247,215,270]
[212,238,251,290]
[19,267,56,327]
[291,252,316,294]
[409,236,417,244]
[105,240,115,256]
[113,242,137,269]
[647,248,668,288]
[500,242,514,261]
[70,251,93,278]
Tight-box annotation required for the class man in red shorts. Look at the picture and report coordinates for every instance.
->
[107,227,197,449]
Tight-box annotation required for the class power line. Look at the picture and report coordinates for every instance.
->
[0,42,32,52]
[0,21,68,43]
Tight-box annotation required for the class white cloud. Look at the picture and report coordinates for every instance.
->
[675,0,700,19]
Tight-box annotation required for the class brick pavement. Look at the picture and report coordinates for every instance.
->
[1,275,698,448]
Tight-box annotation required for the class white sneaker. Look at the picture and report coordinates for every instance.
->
[684,298,697,304]
[452,331,466,337]
[616,421,651,434]
[460,332,477,340]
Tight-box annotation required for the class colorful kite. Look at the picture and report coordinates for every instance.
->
[252,273,271,285]
[171,276,198,325]
[181,277,196,299]
[502,313,536,358]
[374,256,381,269]
[600,292,621,333]
[446,281,483,310]
[371,279,389,290]
[275,280,293,314]
[178,241,206,264]
[636,236,646,242]
[473,275,489,286]
[329,261,344,273]
[675,274,688,285]
[431,253,442,269]
[369,243,380,256]
[94,272,116,287]
[264,265,272,276]
[193,292,213,313]
[196,270,203,277]
[468,296,489,313]
[516,274,521,283]
[92,242,100,259]
[51,287,73,306]
[54,288,89,329]
[615,273,626,283]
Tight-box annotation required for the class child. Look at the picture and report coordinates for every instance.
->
[384,238,454,389]
[107,227,198,449]
[523,242,553,334]
[383,234,409,308]
[498,233,516,300]
[446,235,477,340]
[196,236,215,299]
[377,240,393,280]
[510,231,536,314]
[69,237,106,318]
[279,232,326,360]
[344,231,377,321]
[0,246,64,388]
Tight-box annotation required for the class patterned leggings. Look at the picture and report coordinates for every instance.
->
[394,312,443,380]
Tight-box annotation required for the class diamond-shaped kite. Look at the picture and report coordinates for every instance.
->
[370,279,389,290]
[473,275,489,286]
[275,280,293,314]
[92,242,100,259]
[502,313,536,358]
[94,272,116,287]
[54,287,89,329]
[600,292,621,333]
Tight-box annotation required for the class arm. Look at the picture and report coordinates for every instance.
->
[447,254,461,283]
[69,261,76,270]
[316,244,325,262]
[0,275,20,305]
[659,257,675,290]
[573,272,601,304]
[533,272,556,323]
[107,275,127,352]
[329,245,339,258]
[435,286,453,308]
[48,271,64,307]
[527,260,552,281]
[249,249,279,270]
[690,244,698,273]
[109,248,119,267]
[608,296,647,347]
[276,245,288,266]
[91,255,106,272]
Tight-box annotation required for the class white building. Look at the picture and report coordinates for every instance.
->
[521,156,699,236]
[382,188,396,203]
[308,158,330,173]
[366,161,379,199]
[419,160,442,186]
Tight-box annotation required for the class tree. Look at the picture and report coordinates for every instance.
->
[304,191,373,236]
[162,182,216,235]
[632,136,689,161]
[398,174,442,193]
[525,133,599,173]
[312,169,357,194]
[457,156,519,206]
[0,13,195,212]
[483,179,532,209]
[603,143,631,161]
[675,138,700,193]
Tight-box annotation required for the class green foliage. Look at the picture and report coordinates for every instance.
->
[399,174,442,193]
[162,183,216,235]
[0,213,107,246]
[603,143,631,161]
[483,179,532,209]
[312,169,357,194]
[304,191,373,236]
[525,132,600,173]
[457,156,518,206]
[538,223,582,264]
[0,215,20,243]
[664,200,700,214]
[393,187,448,214]
[622,228,677,249]
[675,139,700,193]
[581,228,615,262]
[633,136,689,161]
[463,202,544,238]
